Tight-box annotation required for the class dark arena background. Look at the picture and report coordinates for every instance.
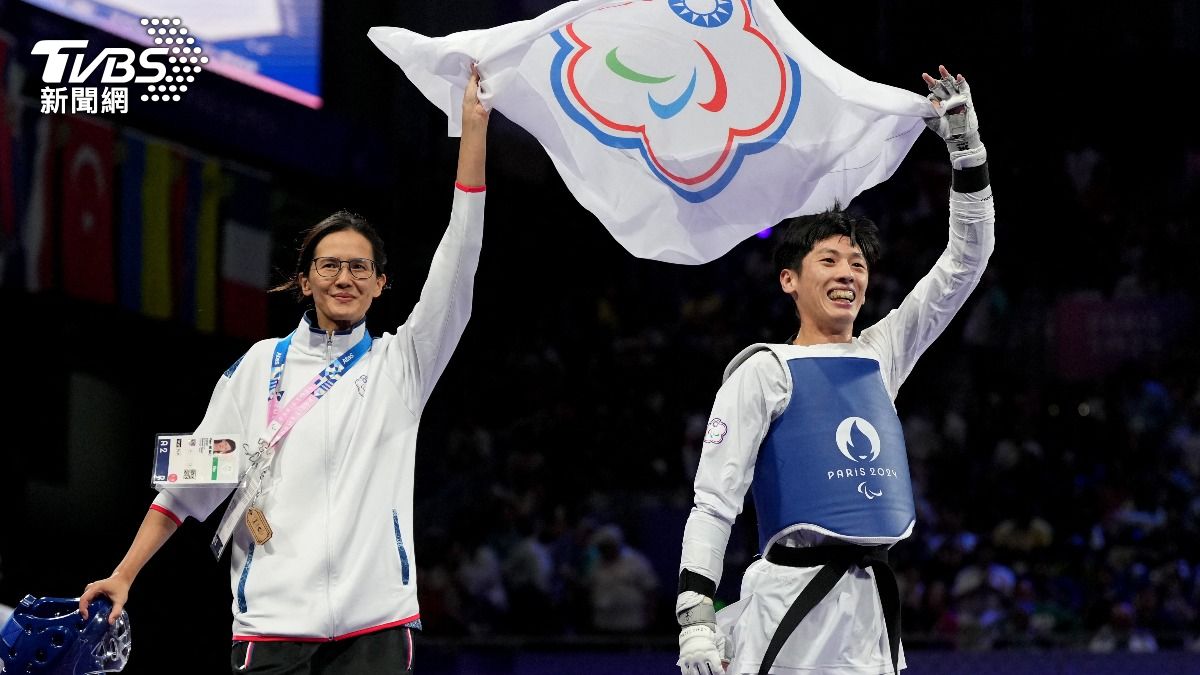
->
[2,1,1199,673]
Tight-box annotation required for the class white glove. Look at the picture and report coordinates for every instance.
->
[923,65,984,169]
[677,592,725,675]
[678,623,725,675]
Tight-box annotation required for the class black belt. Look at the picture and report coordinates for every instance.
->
[756,544,900,675]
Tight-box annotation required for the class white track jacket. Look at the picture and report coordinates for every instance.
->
[151,187,484,641]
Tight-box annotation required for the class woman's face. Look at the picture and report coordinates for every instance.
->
[299,230,386,330]
[213,439,235,454]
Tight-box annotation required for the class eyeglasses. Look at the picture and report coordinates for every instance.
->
[311,257,378,279]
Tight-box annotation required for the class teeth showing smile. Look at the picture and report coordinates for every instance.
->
[828,289,855,301]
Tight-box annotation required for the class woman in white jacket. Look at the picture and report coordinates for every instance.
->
[78,69,490,675]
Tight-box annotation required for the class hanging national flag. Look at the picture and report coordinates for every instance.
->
[370,0,933,264]
[117,131,173,318]
[20,115,56,290]
[194,159,223,333]
[220,167,272,340]
[169,154,223,331]
[117,131,146,312]
[118,131,226,326]
[141,139,173,319]
[61,115,117,304]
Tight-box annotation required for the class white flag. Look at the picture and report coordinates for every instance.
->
[370,0,933,264]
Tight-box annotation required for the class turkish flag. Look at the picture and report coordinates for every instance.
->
[61,115,116,303]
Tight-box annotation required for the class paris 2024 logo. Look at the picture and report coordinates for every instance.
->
[833,416,902,501]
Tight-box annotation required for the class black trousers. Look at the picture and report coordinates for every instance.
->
[231,627,415,674]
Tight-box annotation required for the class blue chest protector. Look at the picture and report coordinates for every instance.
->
[751,352,915,551]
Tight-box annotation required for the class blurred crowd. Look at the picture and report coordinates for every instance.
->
[410,133,1200,652]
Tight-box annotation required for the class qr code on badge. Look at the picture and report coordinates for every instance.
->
[184,469,197,480]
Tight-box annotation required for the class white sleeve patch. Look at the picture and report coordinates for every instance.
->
[704,418,729,444]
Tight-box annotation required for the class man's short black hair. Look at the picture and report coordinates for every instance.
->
[772,203,882,273]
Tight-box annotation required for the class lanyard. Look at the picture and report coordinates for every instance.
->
[257,330,372,454]
[211,328,372,558]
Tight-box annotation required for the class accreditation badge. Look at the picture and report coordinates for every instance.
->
[151,433,244,488]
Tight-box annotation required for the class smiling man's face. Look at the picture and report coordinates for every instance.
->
[780,234,868,337]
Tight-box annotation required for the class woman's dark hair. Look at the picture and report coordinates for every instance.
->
[271,210,388,298]
[771,203,882,273]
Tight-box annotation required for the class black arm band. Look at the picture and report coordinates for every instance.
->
[678,569,717,597]
[952,162,990,193]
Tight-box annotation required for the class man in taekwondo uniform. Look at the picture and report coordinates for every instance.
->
[675,66,995,675]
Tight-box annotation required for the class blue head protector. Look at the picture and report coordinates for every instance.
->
[1,595,131,674]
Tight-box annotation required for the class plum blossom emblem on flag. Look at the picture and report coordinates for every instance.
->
[551,0,800,202]
[368,0,933,264]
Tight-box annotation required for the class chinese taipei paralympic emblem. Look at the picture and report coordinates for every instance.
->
[550,0,802,203]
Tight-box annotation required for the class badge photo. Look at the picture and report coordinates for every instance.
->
[151,433,244,488]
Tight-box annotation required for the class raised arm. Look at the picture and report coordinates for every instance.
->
[389,66,491,411]
[861,65,996,395]
[456,65,488,189]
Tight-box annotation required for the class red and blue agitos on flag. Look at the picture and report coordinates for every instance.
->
[372,0,934,264]
[550,0,801,203]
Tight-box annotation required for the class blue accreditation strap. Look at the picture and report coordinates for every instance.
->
[266,332,294,406]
